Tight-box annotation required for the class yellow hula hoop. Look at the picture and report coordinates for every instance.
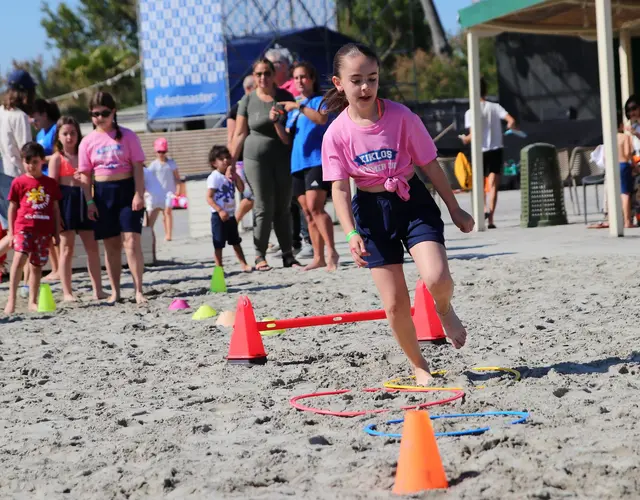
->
[382,367,521,391]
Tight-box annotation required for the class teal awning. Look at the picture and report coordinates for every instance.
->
[458,0,640,37]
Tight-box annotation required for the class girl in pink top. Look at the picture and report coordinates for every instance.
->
[79,92,147,304]
[321,44,474,385]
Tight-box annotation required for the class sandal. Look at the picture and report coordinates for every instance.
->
[255,256,272,271]
[282,253,302,268]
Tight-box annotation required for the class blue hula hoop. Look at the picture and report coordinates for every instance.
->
[364,411,530,438]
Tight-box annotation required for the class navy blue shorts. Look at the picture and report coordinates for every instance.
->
[93,178,144,240]
[60,185,93,233]
[620,162,634,194]
[211,212,242,249]
[352,175,445,268]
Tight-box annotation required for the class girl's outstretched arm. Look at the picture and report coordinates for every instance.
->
[419,160,474,233]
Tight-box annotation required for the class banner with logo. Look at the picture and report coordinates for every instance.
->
[139,0,228,120]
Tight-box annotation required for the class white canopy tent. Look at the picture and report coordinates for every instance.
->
[458,0,640,236]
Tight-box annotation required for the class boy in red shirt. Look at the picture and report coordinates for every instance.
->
[4,142,61,314]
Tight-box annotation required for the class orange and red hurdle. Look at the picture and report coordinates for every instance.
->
[227,280,447,365]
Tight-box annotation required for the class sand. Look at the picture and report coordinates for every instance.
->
[2,197,640,499]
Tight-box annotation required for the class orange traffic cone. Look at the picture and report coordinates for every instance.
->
[226,296,267,365]
[393,410,448,495]
[412,280,446,343]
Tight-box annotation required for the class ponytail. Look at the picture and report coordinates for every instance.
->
[113,112,123,141]
[320,88,348,115]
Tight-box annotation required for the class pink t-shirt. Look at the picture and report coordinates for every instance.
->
[78,127,145,177]
[280,79,300,97]
[322,100,437,201]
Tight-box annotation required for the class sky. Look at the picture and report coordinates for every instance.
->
[0,0,473,77]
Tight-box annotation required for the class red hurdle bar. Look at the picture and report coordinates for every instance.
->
[256,307,416,331]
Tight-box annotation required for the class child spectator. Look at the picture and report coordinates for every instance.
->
[145,138,180,241]
[4,142,61,314]
[206,146,251,272]
[618,111,635,228]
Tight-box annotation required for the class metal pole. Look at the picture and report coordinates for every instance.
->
[467,30,485,231]
[595,0,623,236]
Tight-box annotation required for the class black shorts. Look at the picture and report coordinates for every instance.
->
[93,178,144,240]
[352,175,445,268]
[292,166,331,198]
[483,148,503,176]
[60,185,93,233]
[211,212,242,249]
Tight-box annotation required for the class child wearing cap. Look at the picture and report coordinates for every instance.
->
[144,137,180,242]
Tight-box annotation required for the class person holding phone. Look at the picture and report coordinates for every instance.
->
[229,58,301,271]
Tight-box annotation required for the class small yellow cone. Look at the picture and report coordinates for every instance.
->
[192,304,217,320]
[260,317,285,336]
[37,284,56,313]
[210,266,227,293]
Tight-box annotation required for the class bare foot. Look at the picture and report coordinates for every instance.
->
[304,259,327,271]
[93,291,109,300]
[43,272,59,282]
[107,293,121,305]
[4,302,15,314]
[135,292,148,305]
[240,263,253,273]
[165,236,172,241]
[437,305,467,349]
[414,365,434,386]
[63,294,76,303]
[28,303,39,312]
[326,252,339,272]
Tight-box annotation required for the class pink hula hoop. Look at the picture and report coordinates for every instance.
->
[289,387,465,417]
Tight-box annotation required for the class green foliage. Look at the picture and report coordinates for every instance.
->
[392,35,498,101]
[337,0,432,64]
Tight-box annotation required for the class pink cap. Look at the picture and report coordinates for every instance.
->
[154,137,168,152]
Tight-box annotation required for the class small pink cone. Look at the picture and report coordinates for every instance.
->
[169,299,190,310]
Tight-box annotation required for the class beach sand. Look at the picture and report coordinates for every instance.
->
[2,191,640,499]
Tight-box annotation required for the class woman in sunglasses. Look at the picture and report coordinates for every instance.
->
[78,91,147,304]
[229,58,301,271]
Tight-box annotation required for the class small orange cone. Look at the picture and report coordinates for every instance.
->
[412,280,446,343]
[393,410,448,495]
[226,296,267,365]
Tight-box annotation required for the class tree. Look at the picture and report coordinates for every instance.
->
[392,35,498,101]
[338,0,433,64]
[417,0,451,58]
[27,0,142,116]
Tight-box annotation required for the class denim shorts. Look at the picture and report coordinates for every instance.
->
[620,162,634,195]
[0,173,14,229]
[352,175,445,268]
[60,185,93,232]
[211,212,242,249]
[93,178,144,240]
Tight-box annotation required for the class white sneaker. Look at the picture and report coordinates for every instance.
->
[266,243,280,254]
[297,242,314,259]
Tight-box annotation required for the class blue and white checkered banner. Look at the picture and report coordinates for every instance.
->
[140,0,229,120]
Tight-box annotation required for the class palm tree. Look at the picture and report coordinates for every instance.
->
[418,0,451,58]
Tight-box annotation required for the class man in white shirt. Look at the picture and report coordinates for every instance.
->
[461,78,515,228]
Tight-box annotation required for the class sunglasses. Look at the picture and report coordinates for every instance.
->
[254,71,272,78]
[90,110,113,118]
[157,150,167,154]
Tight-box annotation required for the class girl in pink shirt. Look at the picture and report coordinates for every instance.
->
[79,92,147,305]
[321,44,474,385]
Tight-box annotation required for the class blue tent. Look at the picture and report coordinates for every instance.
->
[226,27,357,105]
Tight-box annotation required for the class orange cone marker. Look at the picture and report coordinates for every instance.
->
[226,296,267,365]
[412,280,446,343]
[393,410,448,495]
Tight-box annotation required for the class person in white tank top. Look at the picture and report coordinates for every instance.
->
[461,78,516,229]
